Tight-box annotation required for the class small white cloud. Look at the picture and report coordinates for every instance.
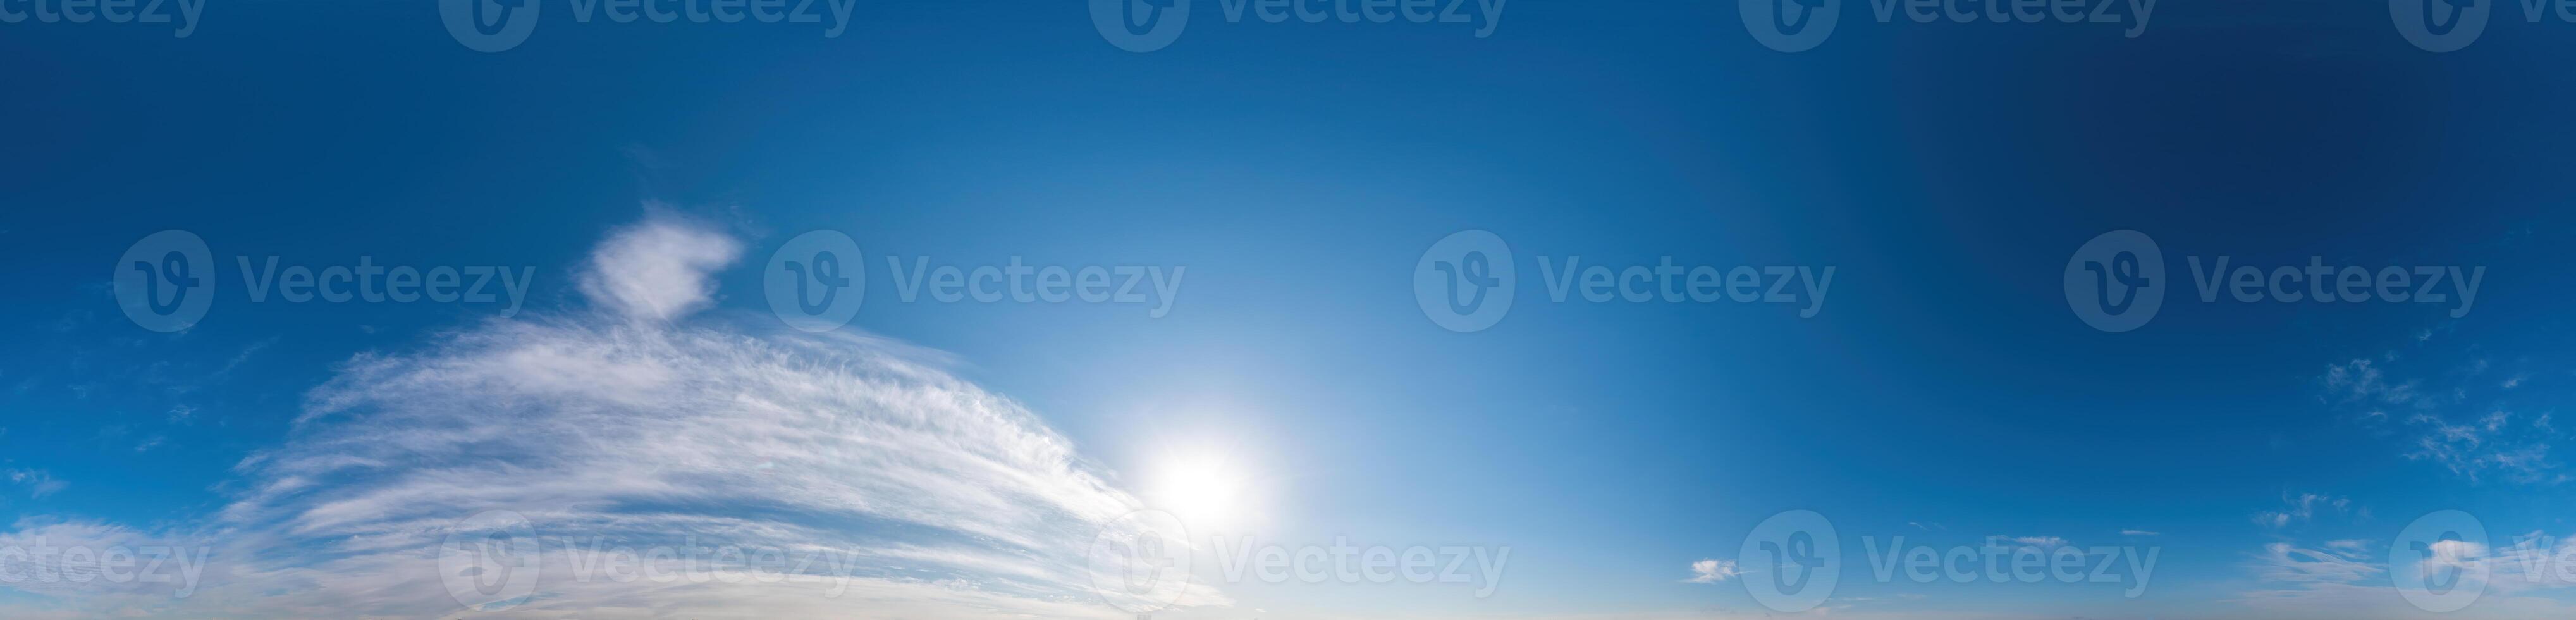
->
[1685,559,1742,583]
[2001,535,2067,548]
[2121,529,2159,536]
[574,211,743,323]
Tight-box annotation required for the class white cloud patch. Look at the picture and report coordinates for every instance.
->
[1684,559,1741,583]
[0,216,1216,618]
[573,213,744,323]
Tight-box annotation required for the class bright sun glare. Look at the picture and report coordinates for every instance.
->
[1150,452,1249,531]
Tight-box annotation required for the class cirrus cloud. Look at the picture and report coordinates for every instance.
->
[0,214,1222,618]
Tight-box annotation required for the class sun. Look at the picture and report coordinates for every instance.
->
[1148,451,1252,531]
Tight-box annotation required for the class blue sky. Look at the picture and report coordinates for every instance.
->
[8,0,2576,617]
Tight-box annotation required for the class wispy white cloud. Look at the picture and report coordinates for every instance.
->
[3,469,64,499]
[1996,535,2066,549]
[2404,409,2561,483]
[2252,492,2349,529]
[2321,337,2573,485]
[2324,358,2424,409]
[0,215,1217,618]
[2250,542,2379,585]
[2234,536,2576,618]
